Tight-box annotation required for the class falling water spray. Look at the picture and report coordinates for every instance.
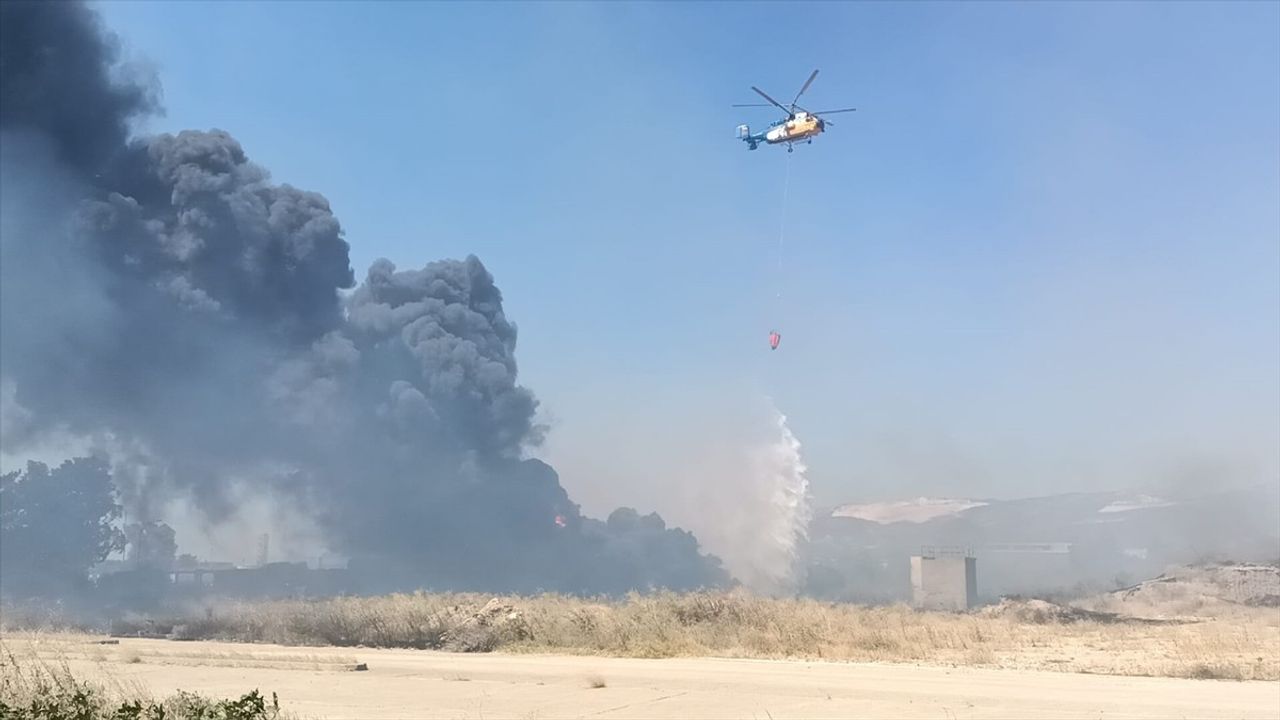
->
[698,397,812,594]
[754,400,812,592]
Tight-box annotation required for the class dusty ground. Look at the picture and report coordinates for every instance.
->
[10,633,1279,720]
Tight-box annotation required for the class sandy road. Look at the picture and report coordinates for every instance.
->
[49,637,1280,720]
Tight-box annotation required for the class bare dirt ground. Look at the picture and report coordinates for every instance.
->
[12,633,1280,720]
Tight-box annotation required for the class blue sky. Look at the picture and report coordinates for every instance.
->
[95,1,1279,513]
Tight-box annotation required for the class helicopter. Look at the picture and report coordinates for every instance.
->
[733,69,856,152]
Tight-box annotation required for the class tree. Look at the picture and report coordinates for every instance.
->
[0,457,124,598]
[124,520,177,569]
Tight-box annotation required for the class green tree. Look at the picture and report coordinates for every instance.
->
[0,457,124,598]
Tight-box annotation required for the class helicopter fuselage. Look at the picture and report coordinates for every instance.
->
[737,112,823,150]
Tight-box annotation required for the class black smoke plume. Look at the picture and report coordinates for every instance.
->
[0,0,727,594]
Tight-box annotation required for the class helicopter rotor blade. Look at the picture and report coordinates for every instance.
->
[815,108,855,128]
[751,86,792,115]
[791,69,819,109]
[732,103,775,107]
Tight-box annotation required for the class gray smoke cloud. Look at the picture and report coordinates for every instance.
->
[0,0,727,594]
[0,0,155,176]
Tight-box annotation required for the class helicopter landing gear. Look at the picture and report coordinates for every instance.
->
[787,144,794,153]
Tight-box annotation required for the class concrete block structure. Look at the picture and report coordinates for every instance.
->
[910,552,977,611]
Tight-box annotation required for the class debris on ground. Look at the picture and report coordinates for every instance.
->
[1068,562,1280,620]
[440,598,529,652]
[980,598,1126,624]
[1106,562,1280,611]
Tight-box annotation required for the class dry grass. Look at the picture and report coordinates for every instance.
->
[1,639,147,711]
[76,589,1280,681]
[0,637,292,719]
[0,602,95,635]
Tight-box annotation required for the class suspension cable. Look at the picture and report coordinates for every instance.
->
[774,151,793,316]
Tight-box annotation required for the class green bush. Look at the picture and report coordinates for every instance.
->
[0,656,281,720]
[1,690,280,720]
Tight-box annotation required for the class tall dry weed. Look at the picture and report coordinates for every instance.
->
[19,589,1275,681]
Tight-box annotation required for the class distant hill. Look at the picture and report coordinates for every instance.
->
[804,484,1279,603]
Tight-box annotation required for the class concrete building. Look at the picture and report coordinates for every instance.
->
[910,550,977,611]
